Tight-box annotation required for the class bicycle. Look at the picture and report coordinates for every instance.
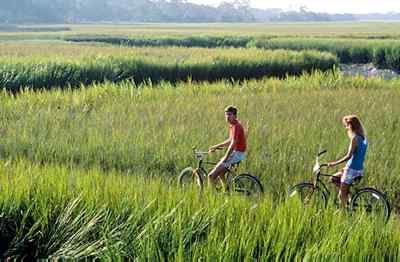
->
[178,147,264,198]
[288,150,391,222]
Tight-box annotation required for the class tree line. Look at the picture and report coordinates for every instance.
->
[0,0,398,24]
[0,0,254,23]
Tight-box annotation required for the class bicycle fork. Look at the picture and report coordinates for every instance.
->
[192,168,203,188]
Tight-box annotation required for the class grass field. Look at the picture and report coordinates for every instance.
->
[1,75,400,193]
[1,158,400,260]
[2,22,400,39]
[1,23,400,259]
[0,42,337,91]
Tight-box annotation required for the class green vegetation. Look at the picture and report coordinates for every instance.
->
[1,75,399,196]
[1,159,400,260]
[1,23,400,259]
[251,37,400,71]
[0,43,337,92]
[65,35,400,71]
[65,35,255,48]
[2,22,400,41]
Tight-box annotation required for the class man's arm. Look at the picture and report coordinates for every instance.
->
[221,138,236,162]
[209,138,231,152]
[222,125,239,161]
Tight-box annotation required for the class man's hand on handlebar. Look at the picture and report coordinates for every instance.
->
[208,145,223,153]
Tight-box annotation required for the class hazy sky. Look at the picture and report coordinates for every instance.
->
[188,0,400,14]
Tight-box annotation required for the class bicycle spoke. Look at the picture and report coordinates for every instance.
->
[250,181,256,192]
[288,183,327,209]
[351,189,390,222]
[178,167,204,191]
[233,175,262,198]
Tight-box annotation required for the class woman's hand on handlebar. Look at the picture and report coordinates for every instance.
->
[327,162,335,168]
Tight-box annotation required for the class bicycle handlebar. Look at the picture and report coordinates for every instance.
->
[318,150,327,157]
[195,150,210,155]
[193,146,223,154]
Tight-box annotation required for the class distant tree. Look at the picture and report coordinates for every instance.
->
[0,0,370,24]
[74,0,110,21]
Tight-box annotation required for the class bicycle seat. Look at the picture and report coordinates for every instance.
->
[351,176,363,186]
[229,161,241,171]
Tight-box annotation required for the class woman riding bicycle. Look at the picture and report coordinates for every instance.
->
[327,115,368,208]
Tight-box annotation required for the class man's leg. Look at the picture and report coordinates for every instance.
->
[219,172,228,191]
[208,160,228,189]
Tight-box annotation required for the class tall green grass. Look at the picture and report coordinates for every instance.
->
[1,73,399,198]
[250,37,400,71]
[66,35,400,71]
[65,35,254,48]
[0,44,337,92]
[0,159,399,260]
[4,22,400,40]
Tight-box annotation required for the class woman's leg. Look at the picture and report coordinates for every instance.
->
[330,171,343,188]
[339,183,350,208]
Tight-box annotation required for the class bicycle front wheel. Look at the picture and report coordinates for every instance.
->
[178,167,203,190]
[288,183,328,209]
[350,188,391,222]
[232,173,264,199]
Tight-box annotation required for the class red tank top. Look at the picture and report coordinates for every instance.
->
[229,120,246,152]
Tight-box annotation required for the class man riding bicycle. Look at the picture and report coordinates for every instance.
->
[208,105,246,190]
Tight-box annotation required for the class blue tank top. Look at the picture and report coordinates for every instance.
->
[346,135,368,170]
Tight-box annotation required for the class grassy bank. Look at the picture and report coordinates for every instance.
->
[66,35,400,71]
[0,43,336,92]
[0,159,399,260]
[1,74,399,197]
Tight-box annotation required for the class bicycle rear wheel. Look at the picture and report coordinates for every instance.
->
[350,188,391,222]
[288,182,328,209]
[178,167,203,190]
[231,173,264,199]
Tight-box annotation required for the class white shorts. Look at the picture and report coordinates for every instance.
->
[222,151,245,168]
[342,167,363,185]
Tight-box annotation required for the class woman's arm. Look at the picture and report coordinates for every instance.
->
[328,136,357,167]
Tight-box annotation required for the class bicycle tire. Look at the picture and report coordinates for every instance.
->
[288,182,328,209]
[349,187,391,222]
[232,173,264,198]
[178,167,203,190]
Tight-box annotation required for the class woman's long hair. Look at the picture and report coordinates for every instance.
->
[343,115,366,139]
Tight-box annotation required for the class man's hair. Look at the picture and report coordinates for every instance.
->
[224,105,238,116]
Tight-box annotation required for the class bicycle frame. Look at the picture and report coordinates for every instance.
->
[311,150,362,200]
[313,168,334,199]
[310,150,337,200]
[182,147,264,197]
[192,147,237,180]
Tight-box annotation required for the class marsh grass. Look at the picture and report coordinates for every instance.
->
[0,43,337,92]
[65,34,400,71]
[0,159,399,259]
[1,73,399,196]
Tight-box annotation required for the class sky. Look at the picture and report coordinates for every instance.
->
[187,0,400,14]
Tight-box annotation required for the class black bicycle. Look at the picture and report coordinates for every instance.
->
[288,150,391,222]
[178,147,264,198]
